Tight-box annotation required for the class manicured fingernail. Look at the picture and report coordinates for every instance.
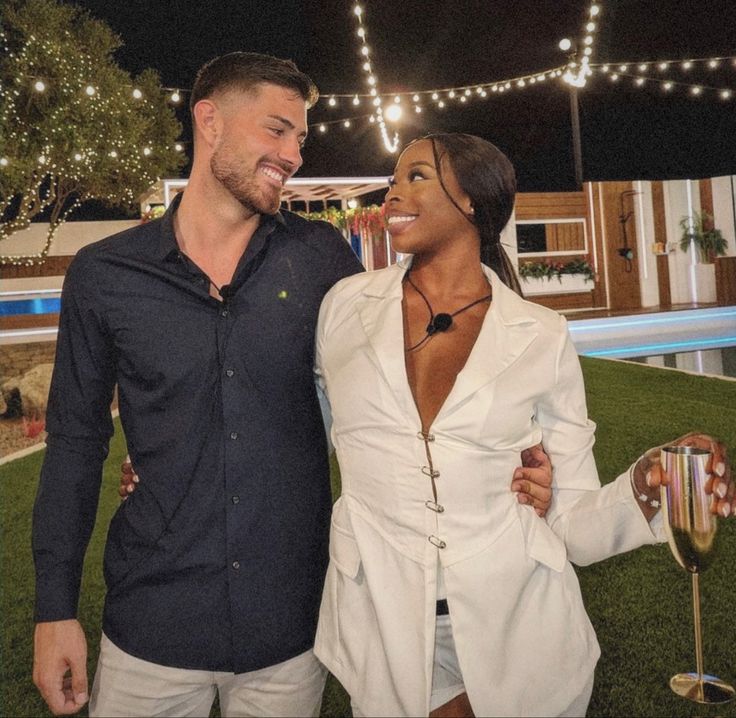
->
[716,482,727,499]
[133,475,140,483]
[645,471,653,488]
[715,462,725,477]
[75,693,88,705]
[126,484,134,493]
[513,469,523,479]
[720,503,731,518]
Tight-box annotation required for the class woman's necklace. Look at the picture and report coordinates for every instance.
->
[404,271,492,352]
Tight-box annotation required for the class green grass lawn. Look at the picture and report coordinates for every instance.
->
[2,357,736,717]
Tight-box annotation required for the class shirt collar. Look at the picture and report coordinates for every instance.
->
[154,191,287,262]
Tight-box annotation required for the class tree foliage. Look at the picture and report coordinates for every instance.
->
[0,0,184,262]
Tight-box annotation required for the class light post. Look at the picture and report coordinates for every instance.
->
[559,37,589,188]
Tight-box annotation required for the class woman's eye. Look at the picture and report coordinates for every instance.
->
[408,170,426,181]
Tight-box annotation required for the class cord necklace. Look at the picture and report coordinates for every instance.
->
[403,271,492,352]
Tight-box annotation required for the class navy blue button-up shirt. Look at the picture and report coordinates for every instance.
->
[32,196,363,672]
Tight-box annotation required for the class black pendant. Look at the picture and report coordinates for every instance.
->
[427,313,453,335]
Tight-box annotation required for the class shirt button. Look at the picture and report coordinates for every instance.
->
[230,431,238,440]
[232,495,240,504]
[232,561,240,570]
[221,309,229,317]
[225,369,234,377]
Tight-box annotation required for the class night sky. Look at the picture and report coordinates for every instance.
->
[69,0,736,196]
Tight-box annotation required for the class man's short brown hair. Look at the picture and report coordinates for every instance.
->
[190,52,319,111]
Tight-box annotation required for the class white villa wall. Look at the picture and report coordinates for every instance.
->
[711,175,736,257]
[1,220,137,257]
[633,180,660,308]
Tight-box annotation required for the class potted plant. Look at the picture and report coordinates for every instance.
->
[679,211,728,264]
[518,257,595,295]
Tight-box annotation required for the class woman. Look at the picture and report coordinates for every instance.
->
[312,133,733,717]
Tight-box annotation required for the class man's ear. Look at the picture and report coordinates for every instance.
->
[192,99,220,149]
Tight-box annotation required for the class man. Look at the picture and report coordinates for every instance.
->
[33,51,554,718]
[32,52,364,717]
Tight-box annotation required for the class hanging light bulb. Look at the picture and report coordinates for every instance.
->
[352,95,360,105]
[34,80,46,92]
[384,104,402,122]
[170,91,181,103]
[328,96,337,106]
[132,88,143,99]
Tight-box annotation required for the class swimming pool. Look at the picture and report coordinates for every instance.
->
[0,297,62,316]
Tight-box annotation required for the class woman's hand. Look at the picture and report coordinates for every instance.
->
[632,432,733,521]
[118,455,138,500]
[512,444,553,518]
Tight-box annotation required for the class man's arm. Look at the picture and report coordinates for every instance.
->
[32,253,116,714]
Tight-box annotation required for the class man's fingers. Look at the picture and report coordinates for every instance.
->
[514,466,552,489]
[512,468,552,507]
[68,653,89,709]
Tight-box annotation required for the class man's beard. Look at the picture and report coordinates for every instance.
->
[210,144,282,215]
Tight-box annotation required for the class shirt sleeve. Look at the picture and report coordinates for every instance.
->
[32,253,117,621]
[538,316,663,566]
[316,220,364,286]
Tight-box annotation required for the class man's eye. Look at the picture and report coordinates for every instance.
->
[269,127,284,136]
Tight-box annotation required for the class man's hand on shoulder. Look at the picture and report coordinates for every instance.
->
[33,619,88,715]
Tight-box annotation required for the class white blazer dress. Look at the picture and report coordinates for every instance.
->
[314,260,663,717]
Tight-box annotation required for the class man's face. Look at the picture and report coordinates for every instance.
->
[210,84,308,214]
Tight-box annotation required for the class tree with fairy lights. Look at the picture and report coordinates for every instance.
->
[0,0,185,266]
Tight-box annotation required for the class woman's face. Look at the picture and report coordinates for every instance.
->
[384,139,474,257]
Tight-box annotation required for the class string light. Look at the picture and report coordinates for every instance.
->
[351,3,399,152]
[170,90,181,103]
[562,1,601,87]
[587,58,735,100]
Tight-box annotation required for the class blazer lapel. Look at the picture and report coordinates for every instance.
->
[438,269,539,419]
[355,263,420,424]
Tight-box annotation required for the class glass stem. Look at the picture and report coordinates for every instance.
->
[691,572,705,683]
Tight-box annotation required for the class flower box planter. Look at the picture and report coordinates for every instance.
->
[521,274,594,295]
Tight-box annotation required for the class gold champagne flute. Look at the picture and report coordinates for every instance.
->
[660,445,734,704]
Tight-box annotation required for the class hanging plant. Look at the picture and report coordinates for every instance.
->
[299,205,386,240]
[678,211,728,264]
